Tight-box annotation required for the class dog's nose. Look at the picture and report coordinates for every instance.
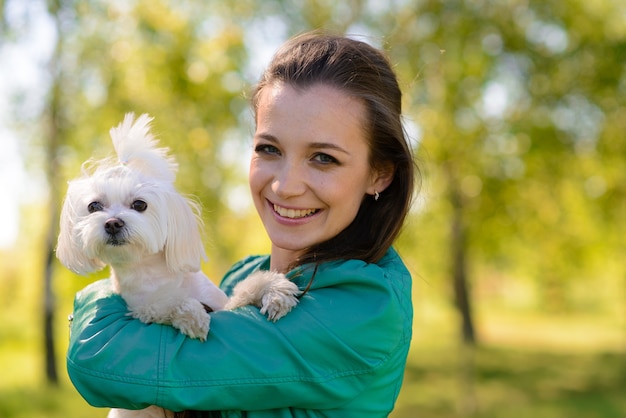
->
[104,218,125,235]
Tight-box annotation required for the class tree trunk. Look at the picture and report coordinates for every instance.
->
[450,181,476,345]
[42,0,64,385]
[448,179,478,414]
[43,234,58,384]
[42,80,63,385]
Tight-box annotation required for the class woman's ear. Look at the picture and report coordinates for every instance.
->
[368,162,394,195]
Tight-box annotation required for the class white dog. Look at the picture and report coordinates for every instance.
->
[57,113,300,418]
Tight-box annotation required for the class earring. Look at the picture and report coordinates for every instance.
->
[374,191,380,201]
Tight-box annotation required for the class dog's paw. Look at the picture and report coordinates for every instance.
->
[226,271,300,321]
[170,299,210,341]
[259,275,300,322]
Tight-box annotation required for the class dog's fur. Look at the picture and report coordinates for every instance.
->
[57,113,299,418]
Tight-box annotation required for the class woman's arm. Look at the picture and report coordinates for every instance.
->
[67,255,411,412]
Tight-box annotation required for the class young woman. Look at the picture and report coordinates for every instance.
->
[67,31,419,417]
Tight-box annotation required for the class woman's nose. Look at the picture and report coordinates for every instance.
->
[272,161,306,198]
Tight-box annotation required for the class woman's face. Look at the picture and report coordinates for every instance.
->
[250,83,385,271]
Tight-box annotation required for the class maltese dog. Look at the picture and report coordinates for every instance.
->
[57,113,300,418]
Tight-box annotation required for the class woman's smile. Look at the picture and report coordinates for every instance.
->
[272,202,320,220]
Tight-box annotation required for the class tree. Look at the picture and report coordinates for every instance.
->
[41,0,78,385]
[384,0,626,341]
[4,0,261,384]
[5,0,625,388]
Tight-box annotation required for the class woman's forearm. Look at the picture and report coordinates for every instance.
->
[67,276,400,412]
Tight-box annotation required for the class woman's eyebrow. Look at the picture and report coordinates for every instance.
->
[254,132,278,142]
[309,142,350,155]
[255,134,350,156]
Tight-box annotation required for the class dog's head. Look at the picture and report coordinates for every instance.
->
[56,113,206,275]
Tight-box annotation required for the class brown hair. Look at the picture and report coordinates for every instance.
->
[252,31,418,267]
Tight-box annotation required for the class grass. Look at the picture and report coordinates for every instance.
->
[0,384,107,418]
[2,343,623,418]
[390,302,626,418]
[0,283,624,417]
[391,346,626,418]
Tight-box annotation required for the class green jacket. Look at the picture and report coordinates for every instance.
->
[66,247,413,417]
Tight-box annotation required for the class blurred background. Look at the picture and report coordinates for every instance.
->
[0,0,624,417]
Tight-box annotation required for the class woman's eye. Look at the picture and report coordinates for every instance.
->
[131,200,148,212]
[312,153,339,164]
[254,144,281,155]
[87,201,104,213]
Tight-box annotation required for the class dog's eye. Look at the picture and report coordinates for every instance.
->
[131,200,147,212]
[88,201,104,213]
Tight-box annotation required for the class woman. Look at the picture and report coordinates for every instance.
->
[67,31,419,417]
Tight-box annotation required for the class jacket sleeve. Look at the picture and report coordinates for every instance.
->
[66,255,411,412]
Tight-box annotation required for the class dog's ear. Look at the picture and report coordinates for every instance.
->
[163,191,207,273]
[56,183,105,275]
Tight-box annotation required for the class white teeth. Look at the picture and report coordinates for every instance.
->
[273,204,317,219]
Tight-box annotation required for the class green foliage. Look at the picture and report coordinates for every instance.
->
[39,0,271,276]
[382,0,626,315]
[7,0,621,314]
[1,0,625,415]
